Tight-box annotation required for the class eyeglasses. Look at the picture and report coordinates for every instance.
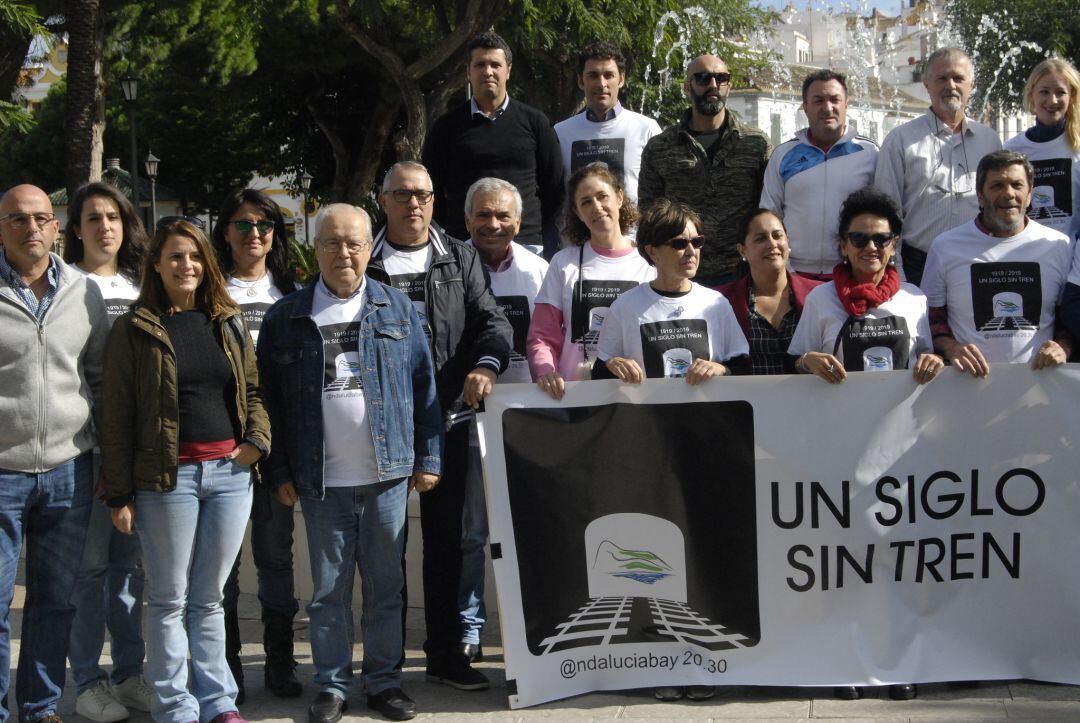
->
[231,219,275,236]
[316,238,371,255]
[658,235,706,251]
[845,232,897,249]
[386,189,434,205]
[0,213,56,229]
[157,215,206,231]
[691,71,731,86]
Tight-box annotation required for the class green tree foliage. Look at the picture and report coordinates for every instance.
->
[945,0,1080,114]
[0,78,68,189]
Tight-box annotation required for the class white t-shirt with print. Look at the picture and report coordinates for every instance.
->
[226,273,285,344]
[789,281,932,370]
[381,241,433,337]
[1004,132,1080,242]
[534,244,655,381]
[597,282,749,377]
[553,108,662,205]
[921,219,1071,363]
[311,278,380,487]
[472,241,548,383]
[78,270,139,323]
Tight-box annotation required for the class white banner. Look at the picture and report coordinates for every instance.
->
[477,364,1080,709]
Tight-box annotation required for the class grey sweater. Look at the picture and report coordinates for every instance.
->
[0,254,108,472]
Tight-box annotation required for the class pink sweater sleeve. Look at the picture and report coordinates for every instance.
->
[526,303,565,380]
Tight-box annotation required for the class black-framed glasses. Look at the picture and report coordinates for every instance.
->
[659,235,706,250]
[0,213,56,229]
[231,219,275,236]
[157,215,206,231]
[845,232,897,249]
[691,71,731,86]
[386,189,434,205]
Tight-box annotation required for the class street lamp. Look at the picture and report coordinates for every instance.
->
[205,181,215,234]
[300,170,313,245]
[145,150,159,226]
[119,72,140,222]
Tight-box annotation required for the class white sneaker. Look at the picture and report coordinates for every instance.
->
[75,681,129,723]
[112,676,156,713]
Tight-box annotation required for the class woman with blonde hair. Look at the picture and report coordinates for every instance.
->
[1005,57,1080,242]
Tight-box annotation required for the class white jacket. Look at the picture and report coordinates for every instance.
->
[760,127,879,274]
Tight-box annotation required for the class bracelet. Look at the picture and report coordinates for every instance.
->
[795,353,809,373]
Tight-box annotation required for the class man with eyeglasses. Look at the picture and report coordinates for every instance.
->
[257,203,442,722]
[638,54,770,287]
[423,31,563,258]
[367,161,512,694]
[0,184,109,723]
[875,47,1001,286]
[922,151,1072,376]
[760,69,880,280]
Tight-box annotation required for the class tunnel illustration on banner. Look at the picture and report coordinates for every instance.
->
[586,513,687,602]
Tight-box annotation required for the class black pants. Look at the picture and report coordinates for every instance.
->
[901,244,928,289]
[418,421,471,661]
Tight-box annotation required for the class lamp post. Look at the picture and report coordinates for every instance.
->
[205,181,215,234]
[300,170,313,245]
[120,73,140,222]
[145,150,160,227]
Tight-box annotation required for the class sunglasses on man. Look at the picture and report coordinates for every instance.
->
[691,71,731,86]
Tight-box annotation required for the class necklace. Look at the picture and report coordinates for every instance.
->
[230,273,266,297]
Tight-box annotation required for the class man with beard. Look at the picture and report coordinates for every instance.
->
[760,69,879,279]
[638,54,769,286]
[922,150,1072,376]
[875,47,1001,286]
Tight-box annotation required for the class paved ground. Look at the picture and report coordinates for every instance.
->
[10,584,1080,722]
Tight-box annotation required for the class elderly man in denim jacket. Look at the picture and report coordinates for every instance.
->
[258,204,442,723]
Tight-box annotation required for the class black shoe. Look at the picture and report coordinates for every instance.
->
[263,608,302,698]
[889,683,917,700]
[459,642,484,663]
[425,655,490,691]
[833,686,862,700]
[367,687,416,721]
[307,691,347,723]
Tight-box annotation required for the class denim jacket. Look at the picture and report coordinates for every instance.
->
[256,277,443,499]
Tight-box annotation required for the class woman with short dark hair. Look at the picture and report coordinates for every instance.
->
[789,187,943,388]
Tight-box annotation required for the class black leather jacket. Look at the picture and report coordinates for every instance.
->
[367,224,512,425]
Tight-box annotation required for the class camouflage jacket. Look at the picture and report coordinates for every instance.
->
[638,108,770,280]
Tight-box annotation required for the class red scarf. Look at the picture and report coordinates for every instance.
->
[832,263,900,317]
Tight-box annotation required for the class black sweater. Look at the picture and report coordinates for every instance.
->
[161,310,238,443]
[423,98,564,249]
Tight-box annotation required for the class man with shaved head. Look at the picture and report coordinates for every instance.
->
[257,203,443,722]
[638,54,770,285]
[0,184,109,722]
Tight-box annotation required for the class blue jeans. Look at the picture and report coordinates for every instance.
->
[136,458,252,723]
[458,422,487,645]
[69,455,146,694]
[302,480,407,698]
[0,453,93,723]
[222,485,298,619]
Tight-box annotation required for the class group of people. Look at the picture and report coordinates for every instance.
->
[0,27,1079,723]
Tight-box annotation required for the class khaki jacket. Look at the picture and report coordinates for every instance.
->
[100,305,271,505]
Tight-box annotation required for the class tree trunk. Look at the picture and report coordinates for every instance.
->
[0,32,33,105]
[349,97,400,203]
[63,0,104,198]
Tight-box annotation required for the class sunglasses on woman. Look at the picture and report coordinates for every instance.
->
[231,219,275,235]
[845,232,897,249]
[658,235,706,250]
